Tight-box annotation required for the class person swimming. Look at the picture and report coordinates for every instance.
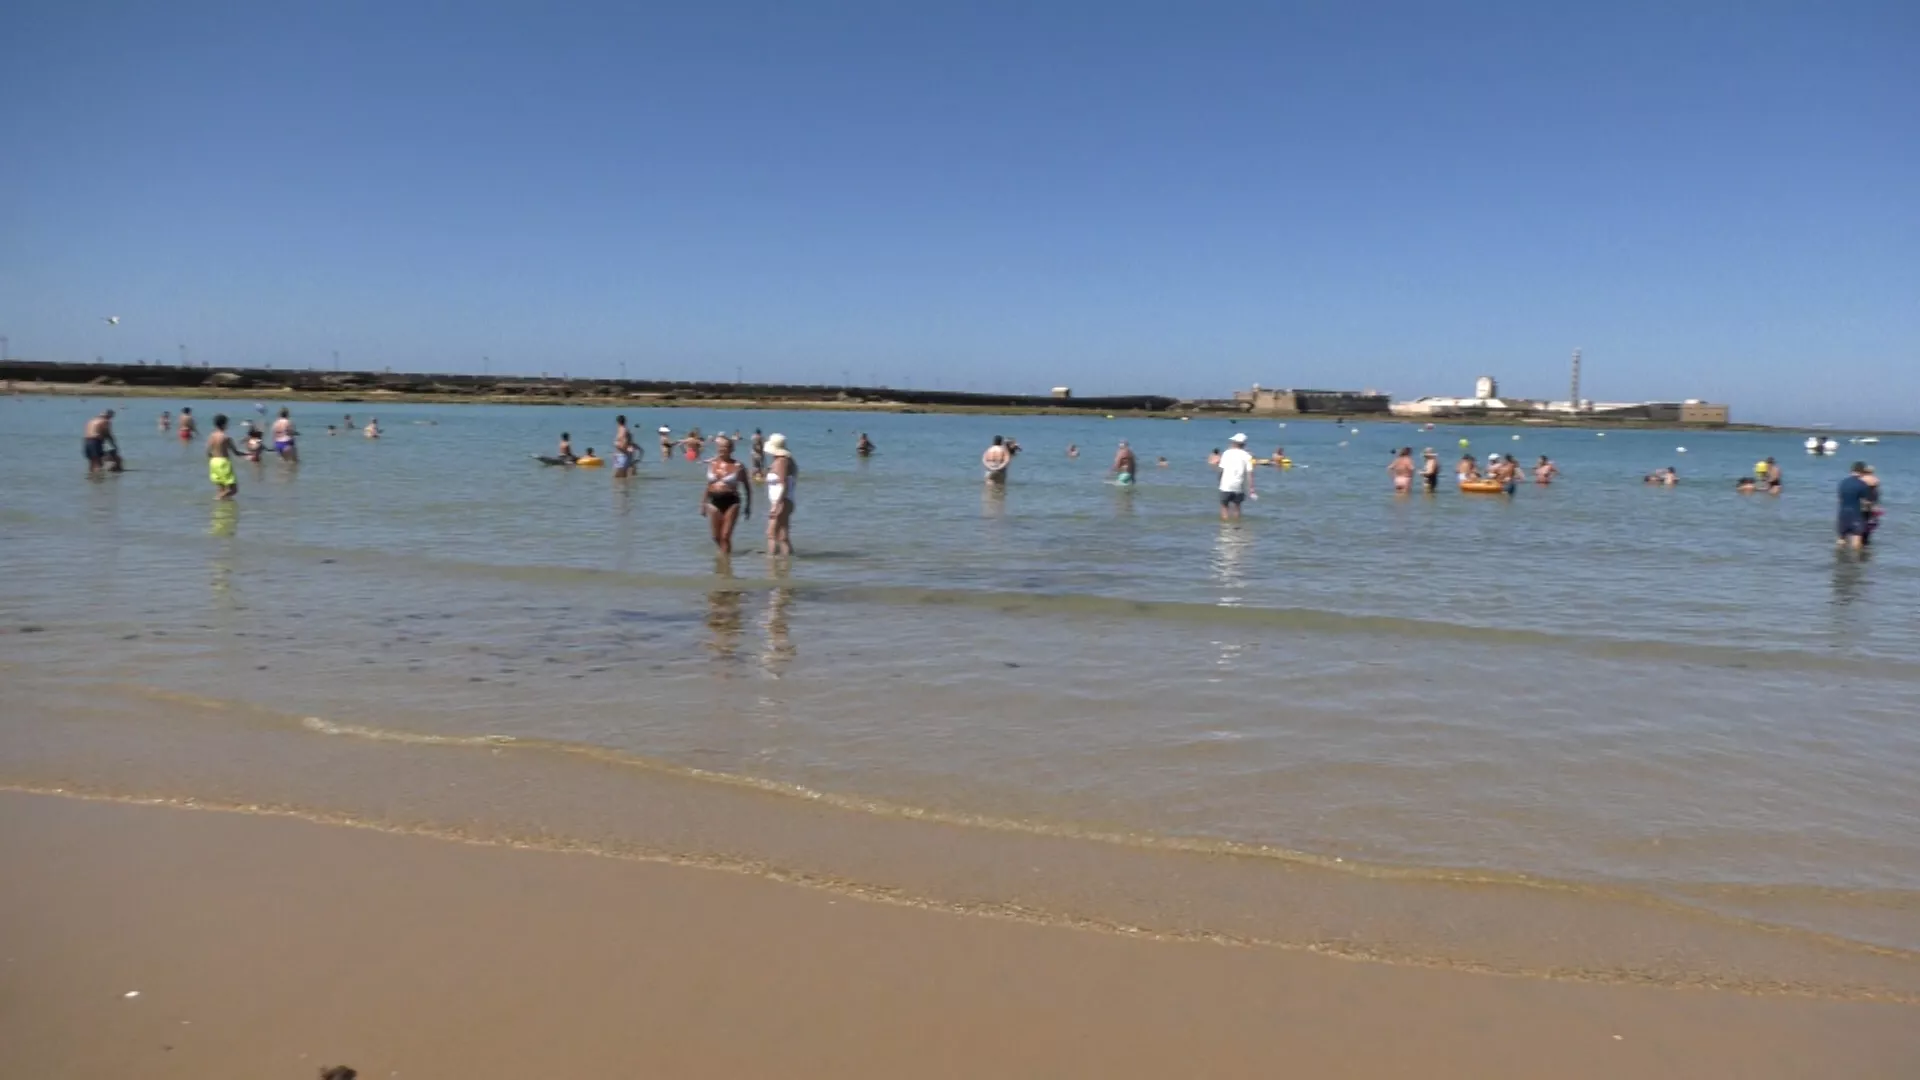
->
[856,433,875,457]
[1534,456,1558,484]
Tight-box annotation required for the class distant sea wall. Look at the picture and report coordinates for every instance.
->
[0,360,1179,414]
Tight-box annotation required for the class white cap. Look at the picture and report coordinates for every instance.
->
[1228,432,1248,444]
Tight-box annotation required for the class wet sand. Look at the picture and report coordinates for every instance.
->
[3,791,1914,1079]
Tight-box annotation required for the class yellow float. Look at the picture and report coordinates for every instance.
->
[1458,479,1506,494]
[574,455,604,468]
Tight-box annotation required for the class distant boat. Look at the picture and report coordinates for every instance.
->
[1850,436,1880,445]
[1805,437,1839,455]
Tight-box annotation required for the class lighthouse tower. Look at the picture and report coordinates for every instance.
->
[1473,375,1498,401]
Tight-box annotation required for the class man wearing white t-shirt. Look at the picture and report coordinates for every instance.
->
[1217,432,1257,521]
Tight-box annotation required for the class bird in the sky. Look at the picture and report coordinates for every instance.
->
[102,316,120,325]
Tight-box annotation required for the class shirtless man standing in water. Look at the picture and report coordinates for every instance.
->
[982,435,1012,484]
[271,407,298,463]
[83,410,119,474]
[1420,448,1441,493]
[206,414,238,499]
[612,415,637,477]
[1111,441,1137,485]
[1387,447,1415,494]
[1490,454,1520,495]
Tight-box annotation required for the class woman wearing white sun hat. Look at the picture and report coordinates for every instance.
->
[764,434,798,555]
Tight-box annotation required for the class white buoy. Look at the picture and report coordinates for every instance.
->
[1676,447,1687,453]
[1512,434,1521,440]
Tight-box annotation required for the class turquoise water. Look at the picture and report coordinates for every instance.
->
[4,393,1919,961]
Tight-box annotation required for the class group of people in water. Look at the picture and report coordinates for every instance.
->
[568,416,800,555]
[84,405,1890,552]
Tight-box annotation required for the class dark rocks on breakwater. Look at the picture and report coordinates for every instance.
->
[1,360,1180,413]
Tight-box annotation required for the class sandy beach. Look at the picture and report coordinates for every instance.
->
[3,790,1914,1079]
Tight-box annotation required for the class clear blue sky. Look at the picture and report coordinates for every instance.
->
[3,2,1914,425]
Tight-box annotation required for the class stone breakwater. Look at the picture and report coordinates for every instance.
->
[0,360,1179,413]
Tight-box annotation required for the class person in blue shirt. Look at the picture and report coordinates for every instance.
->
[1837,462,1876,551]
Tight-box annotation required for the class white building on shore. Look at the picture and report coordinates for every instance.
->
[1390,375,1728,424]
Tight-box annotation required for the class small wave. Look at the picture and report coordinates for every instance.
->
[284,706,1920,967]
[6,783,1918,1004]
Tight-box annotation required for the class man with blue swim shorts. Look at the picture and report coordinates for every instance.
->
[83,409,118,474]
[271,407,299,463]
[1111,440,1136,485]
[612,415,639,477]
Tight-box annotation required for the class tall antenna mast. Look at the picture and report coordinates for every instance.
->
[1570,348,1582,411]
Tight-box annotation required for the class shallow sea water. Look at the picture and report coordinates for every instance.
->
[3,394,1918,994]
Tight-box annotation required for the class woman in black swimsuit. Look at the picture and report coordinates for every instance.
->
[701,436,751,553]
